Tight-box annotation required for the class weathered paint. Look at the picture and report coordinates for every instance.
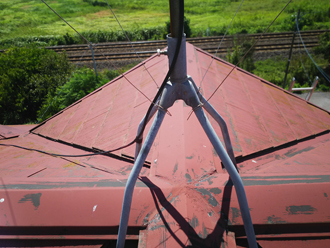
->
[18,193,42,210]
[286,205,317,215]
[0,42,330,247]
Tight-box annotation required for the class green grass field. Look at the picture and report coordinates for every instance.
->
[1,0,330,41]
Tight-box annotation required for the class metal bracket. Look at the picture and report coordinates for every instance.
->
[116,35,257,248]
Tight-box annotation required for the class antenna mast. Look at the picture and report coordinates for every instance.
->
[116,1,257,247]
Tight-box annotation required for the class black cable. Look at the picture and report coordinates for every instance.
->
[2,0,185,158]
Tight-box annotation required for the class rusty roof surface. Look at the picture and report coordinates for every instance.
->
[1,42,330,247]
[31,43,330,161]
[0,124,36,140]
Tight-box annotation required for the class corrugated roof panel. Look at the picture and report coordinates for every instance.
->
[58,89,101,144]
[305,102,330,129]
[242,133,330,174]
[38,103,80,140]
[120,95,155,161]
[217,70,271,156]
[92,65,158,156]
[264,83,314,140]
[2,43,330,247]
[0,124,36,140]
[31,43,330,162]
[226,103,272,156]
[0,133,132,179]
[92,85,136,155]
[198,66,243,157]
[287,94,328,134]
[142,56,168,86]
[71,80,121,148]
[237,72,296,147]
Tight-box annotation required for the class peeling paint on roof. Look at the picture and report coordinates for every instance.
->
[1,42,330,247]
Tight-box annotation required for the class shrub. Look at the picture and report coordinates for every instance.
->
[227,36,255,73]
[37,67,122,122]
[0,46,72,124]
[315,32,330,63]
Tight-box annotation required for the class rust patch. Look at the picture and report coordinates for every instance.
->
[231,207,241,224]
[266,215,286,224]
[185,173,192,183]
[194,187,220,207]
[189,215,199,228]
[284,146,314,158]
[173,163,178,175]
[209,187,222,195]
[18,193,42,210]
[202,223,209,238]
[63,162,76,168]
[286,205,316,215]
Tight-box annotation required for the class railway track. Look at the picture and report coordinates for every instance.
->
[0,30,327,63]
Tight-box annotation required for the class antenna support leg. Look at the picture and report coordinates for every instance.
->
[117,34,257,248]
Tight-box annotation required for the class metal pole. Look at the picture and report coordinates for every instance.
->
[194,107,258,248]
[134,101,159,159]
[116,109,167,248]
[169,0,181,38]
[189,77,237,168]
[306,76,319,101]
[283,9,300,89]
[288,77,296,92]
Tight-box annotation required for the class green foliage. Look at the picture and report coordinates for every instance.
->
[37,67,123,122]
[0,35,62,49]
[253,53,330,92]
[227,36,255,72]
[0,46,72,124]
[81,27,166,43]
[281,7,330,31]
[1,0,329,46]
[0,27,167,49]
[315,31,330,63]
[253,57,287,86]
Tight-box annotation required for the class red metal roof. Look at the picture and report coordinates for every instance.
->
[31,43,330,161]
[1,42,330,247]
[0,124,36,140]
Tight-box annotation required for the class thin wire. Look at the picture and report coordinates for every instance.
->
[186,0,293,120]
[198,0,245,89]
[41,0,91,46]
[41,0,153,104]
[92,46,154,103]
[298,40,312,84]
[10,0,184,158]
[206,0,293,102]
[104,0,159,88]
[296,17,330,83]
[37,47,90,123]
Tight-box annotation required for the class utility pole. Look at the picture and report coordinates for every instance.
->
[283,9,300,89]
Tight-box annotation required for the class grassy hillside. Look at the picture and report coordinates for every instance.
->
[1,0,330,42]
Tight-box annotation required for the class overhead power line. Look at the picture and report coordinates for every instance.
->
[295,16,330,84]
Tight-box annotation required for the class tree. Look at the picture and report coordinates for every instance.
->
[37,68,121,122]
[0,46,72,124]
